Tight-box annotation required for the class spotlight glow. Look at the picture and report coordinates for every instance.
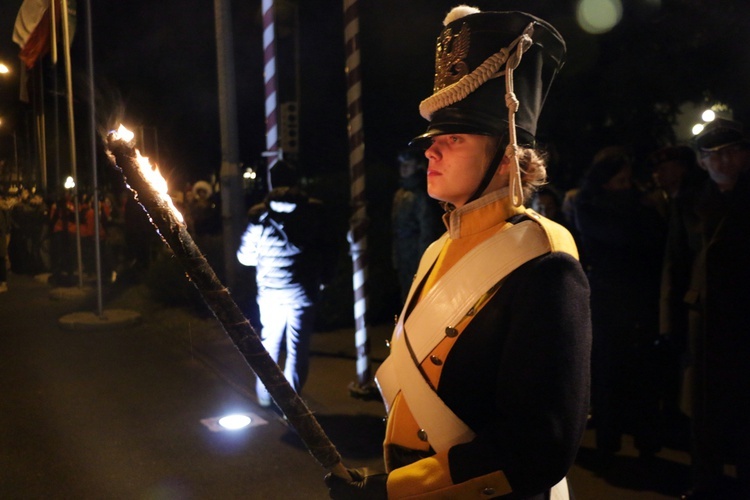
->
[692,123,705,136]
[200,412,267,432]
[218,414,252,430]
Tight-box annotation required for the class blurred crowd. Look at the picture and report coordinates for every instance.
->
[0,179,221,291]
[523,118,749,498]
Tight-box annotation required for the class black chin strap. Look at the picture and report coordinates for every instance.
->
[466,142,507,205]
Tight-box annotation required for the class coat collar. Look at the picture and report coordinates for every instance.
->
[443,188,526,239]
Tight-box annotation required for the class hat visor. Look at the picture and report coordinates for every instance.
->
[408,124,494,149]
[699,138,750,153]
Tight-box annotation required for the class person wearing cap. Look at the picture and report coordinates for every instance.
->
[668,118,750,500]
[326,6,591,499]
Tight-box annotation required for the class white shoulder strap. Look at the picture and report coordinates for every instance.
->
[405,220,549,362]
[376,220,550,451]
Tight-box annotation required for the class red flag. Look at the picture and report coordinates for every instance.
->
[13,0,76,70]
[13,0,53,69]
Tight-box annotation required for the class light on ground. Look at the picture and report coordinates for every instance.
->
[218,414,252,430]
[200,412,268,433]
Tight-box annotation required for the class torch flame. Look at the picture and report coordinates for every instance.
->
[115,125,184,224]
[115,124,135,143]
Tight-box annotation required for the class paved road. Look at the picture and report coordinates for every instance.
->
[0,272,699,499]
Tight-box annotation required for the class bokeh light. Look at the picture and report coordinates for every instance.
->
[576,0,623,34]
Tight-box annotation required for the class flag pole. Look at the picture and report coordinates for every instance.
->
[81,0,105,314]
[60,0,85,288]
[343,0,377,399]
[262,0,280,181]
[213,0,244,288]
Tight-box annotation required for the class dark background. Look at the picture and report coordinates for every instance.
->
[1,0,749,188]
[1,0,749,324]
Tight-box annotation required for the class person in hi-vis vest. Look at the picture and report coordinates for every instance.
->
[326,5,592,500]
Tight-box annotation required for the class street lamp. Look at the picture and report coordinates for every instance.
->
[0,63,9,74]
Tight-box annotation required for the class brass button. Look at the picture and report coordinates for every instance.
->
[417,429,428,442]
[482,487,496,496]
[429,355,442,365]
[445,326,458,338]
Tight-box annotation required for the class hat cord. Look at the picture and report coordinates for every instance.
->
[505,30,533,207]
[418,24,535,121]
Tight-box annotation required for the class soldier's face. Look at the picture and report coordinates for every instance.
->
[424,134,500,208]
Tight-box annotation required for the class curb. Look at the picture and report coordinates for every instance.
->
[58,309,143,331]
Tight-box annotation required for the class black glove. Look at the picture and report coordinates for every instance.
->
[324,467,388,499]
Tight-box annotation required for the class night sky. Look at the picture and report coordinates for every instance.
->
[2,0,750,191]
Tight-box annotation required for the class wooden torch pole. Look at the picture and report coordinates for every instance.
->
[106,130,348,479]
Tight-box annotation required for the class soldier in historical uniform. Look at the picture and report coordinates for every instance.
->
[326,6,591,499]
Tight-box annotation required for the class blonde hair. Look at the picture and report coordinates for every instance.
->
[485,139,547,200]
[517,146,548,199]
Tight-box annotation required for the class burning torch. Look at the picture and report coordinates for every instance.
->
[106,125,348,480]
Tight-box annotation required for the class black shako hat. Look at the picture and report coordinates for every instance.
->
[410,6,566,149]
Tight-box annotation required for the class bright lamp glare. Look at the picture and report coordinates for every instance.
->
[218,414,252,430]
[64,176,75,189]
[701,109,716,122]
[692,123,705,136]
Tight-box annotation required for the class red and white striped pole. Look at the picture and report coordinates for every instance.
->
[343,0,376,397]
[262,0,279,174]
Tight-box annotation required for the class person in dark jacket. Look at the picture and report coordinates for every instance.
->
[650,145,705,444]
[325,6,591,499]
[672,118,750,500]
[237,161,335,408]
[573,146,667,461]
[391,148,445,303]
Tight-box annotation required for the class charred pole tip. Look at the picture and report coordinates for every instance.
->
[106,132,348,479]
